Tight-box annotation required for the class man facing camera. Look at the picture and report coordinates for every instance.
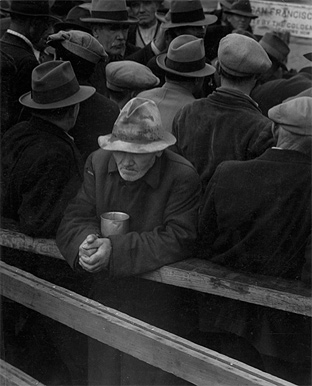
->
[56,97,201,385]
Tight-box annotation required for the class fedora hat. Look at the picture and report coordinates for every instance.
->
[81,0,137,24]
[19,61,95,109]
[156,34,215,77]
[224,0,258,18]
[219,0,235,9]
[259,32,290,67]
[0,0,59,20]
[47,30,107,64]
[268,97,312,137]
[156,0,217,29]
[99,97,176,153]
[53,5,92,34]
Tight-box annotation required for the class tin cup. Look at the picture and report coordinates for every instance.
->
[100,211,130,237]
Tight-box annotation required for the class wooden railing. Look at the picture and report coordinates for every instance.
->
[1,222,310,386]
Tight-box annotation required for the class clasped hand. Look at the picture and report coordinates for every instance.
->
[79,234,112,273]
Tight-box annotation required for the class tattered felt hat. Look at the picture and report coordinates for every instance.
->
[156,0,217,29]
[224,0,258,18]
[157,34,215,77]
[47,30,107,64]
[106,61,159,92]
[268,97,312,136]
[53,5,92,34]
[260,32,290,67]
[218,33,271,77]
[81,0,137,24]
[19,60,95,109]
[98,97,176,153]
[0,0,59,20]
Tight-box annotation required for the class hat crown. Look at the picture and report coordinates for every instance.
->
[112,98,165,144]
[90,0,129,21]
[268,97,312,136]
[170,0,205,22]
[66,5,91,23]
[218,33,271,76]
[260,32,290,63]
[167,34,204,63]
[31,61,80,105]
[8,0,51,16]
[106,61,159,91]
[230,0,252,13]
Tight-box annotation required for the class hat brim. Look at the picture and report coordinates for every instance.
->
[156,54,215,77]
[19,86,95,109]
[80,16,138,24]
[159,13,217,29]
[0,6,60,21]
[98,132,176,153]
[304,52,312,61]
[53,21,92,33]
[224,9,258,18]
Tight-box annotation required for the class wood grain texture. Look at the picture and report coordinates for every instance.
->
[0,262,295,386]
[0,359,44,386]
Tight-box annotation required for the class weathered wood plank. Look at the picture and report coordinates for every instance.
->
[0,226,310,316]
[0,262,295,386]
[141,259,312,316]
[0,359,45,386]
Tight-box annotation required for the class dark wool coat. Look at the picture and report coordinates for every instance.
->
[198,148,311,362]
[172,87,276,191]
[1,116,84,238]
[70,86,120,161]
[0,32,39,132]
[56,148,201,385]
[251,71,312,116]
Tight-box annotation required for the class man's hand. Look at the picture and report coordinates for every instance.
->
[79,234,112,273]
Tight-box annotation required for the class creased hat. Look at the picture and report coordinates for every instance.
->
[53,5,92,33]
[157,34,215,77]
[47,30,107,64]
[220,0,235,9]
[19,61,95,109]
[260,32,290,67]
[106,61,159,92]
[224,0,258,18]
[268,97,312,136]
[98,97,176,153]
[156,0,217,29]
[218,33,271,77]
[0,0,59,20]
[81,0,137,24]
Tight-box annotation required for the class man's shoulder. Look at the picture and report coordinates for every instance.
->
[164,149,198,174]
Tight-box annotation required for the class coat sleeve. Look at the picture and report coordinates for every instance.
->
[109,167,201,278]
[56,155,102,269]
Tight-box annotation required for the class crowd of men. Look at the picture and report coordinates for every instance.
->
[0,0,311,385]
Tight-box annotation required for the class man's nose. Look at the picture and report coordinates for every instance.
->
[122,154,135,166]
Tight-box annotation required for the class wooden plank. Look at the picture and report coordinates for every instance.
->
[0,226,310,316]
[0,359,45,386]
[141,259,312,317]
[0,262,295,386]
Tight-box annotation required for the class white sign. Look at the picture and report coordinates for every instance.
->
[250,0,312,38]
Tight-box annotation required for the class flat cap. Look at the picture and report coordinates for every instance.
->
[48,30,107,64]
[218,33,271,77]
[106,61,160,92]
[268,97,312,136]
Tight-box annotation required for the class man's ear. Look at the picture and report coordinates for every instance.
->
[215,60,221,75]
[271,122,280,139]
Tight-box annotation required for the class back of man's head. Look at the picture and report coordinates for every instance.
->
[217,33,271,89]
[268,97,312,154]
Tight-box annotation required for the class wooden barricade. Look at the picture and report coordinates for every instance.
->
[0,261,295,386]
[0,221,309,385]
[0,359,45,386]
